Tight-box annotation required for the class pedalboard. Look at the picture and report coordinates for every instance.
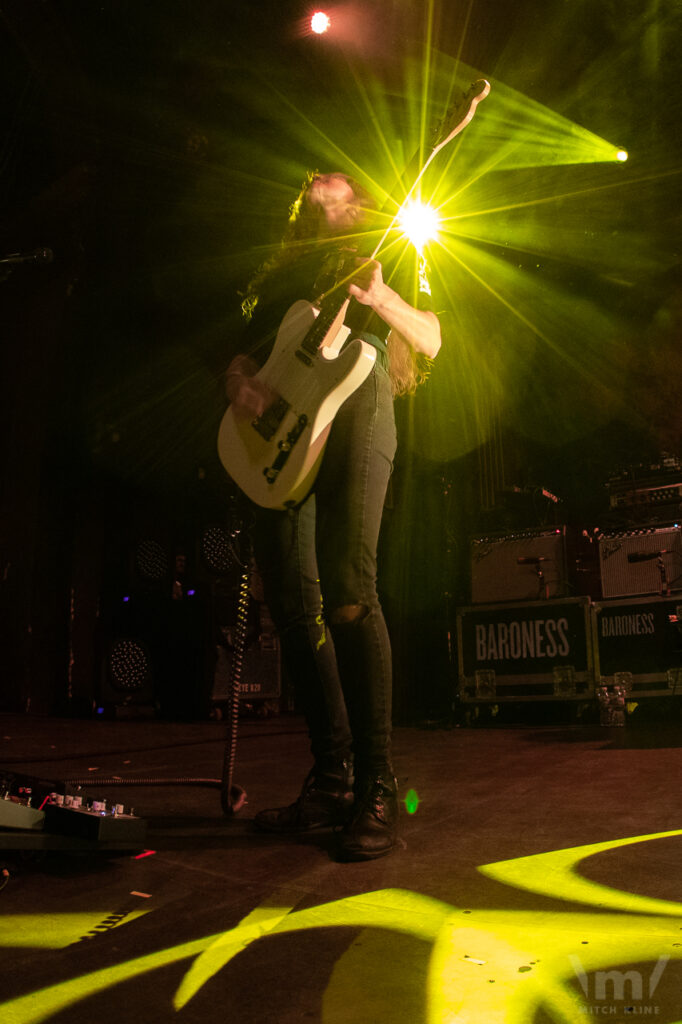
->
[43,803,145,844]
[0,771,147,849]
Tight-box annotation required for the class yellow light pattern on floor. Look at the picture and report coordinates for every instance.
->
[1,830,680,1023]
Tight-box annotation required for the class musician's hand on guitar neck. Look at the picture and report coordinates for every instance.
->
[225,355,278,420]
[347,257,386,308]
[349,257,441,358]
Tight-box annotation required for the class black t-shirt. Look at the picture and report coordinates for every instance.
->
[241,242,435,370]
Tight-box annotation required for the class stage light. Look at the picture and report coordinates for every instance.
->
[311,11,331,34]
[616,148,628,162]
[108,638,152,694]
[404,789,420,814]
[398,200,441,253]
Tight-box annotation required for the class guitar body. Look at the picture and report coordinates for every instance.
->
[217,299,377,509]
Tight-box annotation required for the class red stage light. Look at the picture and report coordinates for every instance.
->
[311,11,331,34]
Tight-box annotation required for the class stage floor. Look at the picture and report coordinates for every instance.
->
[1,709,681,1023]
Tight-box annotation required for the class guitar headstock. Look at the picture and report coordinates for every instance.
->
[431,79,490,155]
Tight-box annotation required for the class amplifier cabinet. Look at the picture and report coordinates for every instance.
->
[597,525,682,599]
[592,596,682,697]
[456,597,593,702]
[470,527,569,604]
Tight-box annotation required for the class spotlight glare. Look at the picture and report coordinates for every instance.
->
[398,200,440,253]
[405,789,420,815]
[311,11,331,34]
[616,149,628,162]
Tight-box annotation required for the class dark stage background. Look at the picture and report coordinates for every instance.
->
[1,0,680,720]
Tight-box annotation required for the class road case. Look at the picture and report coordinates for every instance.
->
[591,596,682,698]
[456,597,594,702]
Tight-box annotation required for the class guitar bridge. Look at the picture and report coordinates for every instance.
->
[263,414,308,484]
[252,396,290,442]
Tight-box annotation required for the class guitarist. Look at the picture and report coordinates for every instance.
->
[225,171,441,860]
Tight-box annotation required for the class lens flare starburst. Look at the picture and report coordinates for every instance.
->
[398,200,441,253]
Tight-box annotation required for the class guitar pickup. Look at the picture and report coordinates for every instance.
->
[252,396,290,442]
[263,415,308,483]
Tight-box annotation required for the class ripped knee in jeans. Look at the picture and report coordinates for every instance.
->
[329,603,368,626]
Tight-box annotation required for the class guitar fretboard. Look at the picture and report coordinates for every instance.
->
[299,292,350,358]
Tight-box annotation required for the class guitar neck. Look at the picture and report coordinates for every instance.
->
[369,79,491,262]
[300,292,351,356]
[303,80,491,348]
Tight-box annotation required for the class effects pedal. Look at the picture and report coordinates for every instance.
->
[0,771,147,848]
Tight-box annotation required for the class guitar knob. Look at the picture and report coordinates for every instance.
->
[278,441,291,452]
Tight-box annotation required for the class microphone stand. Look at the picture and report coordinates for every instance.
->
[657,556,670,598]
[0,248,54,283]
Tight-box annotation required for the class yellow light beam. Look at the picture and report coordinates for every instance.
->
[479,828,682,916]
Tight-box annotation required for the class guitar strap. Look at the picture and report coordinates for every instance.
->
[312,248,357,302]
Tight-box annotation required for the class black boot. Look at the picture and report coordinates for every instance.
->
[337,776,399,861]
[254,760,354,833]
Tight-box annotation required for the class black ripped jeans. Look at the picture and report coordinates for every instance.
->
[251,363,397,782]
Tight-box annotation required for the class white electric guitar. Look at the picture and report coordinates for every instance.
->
[218,79,490,509]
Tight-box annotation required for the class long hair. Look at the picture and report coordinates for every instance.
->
[240,171,370,320]
[387,331,432,397]
[241,172,429,396]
